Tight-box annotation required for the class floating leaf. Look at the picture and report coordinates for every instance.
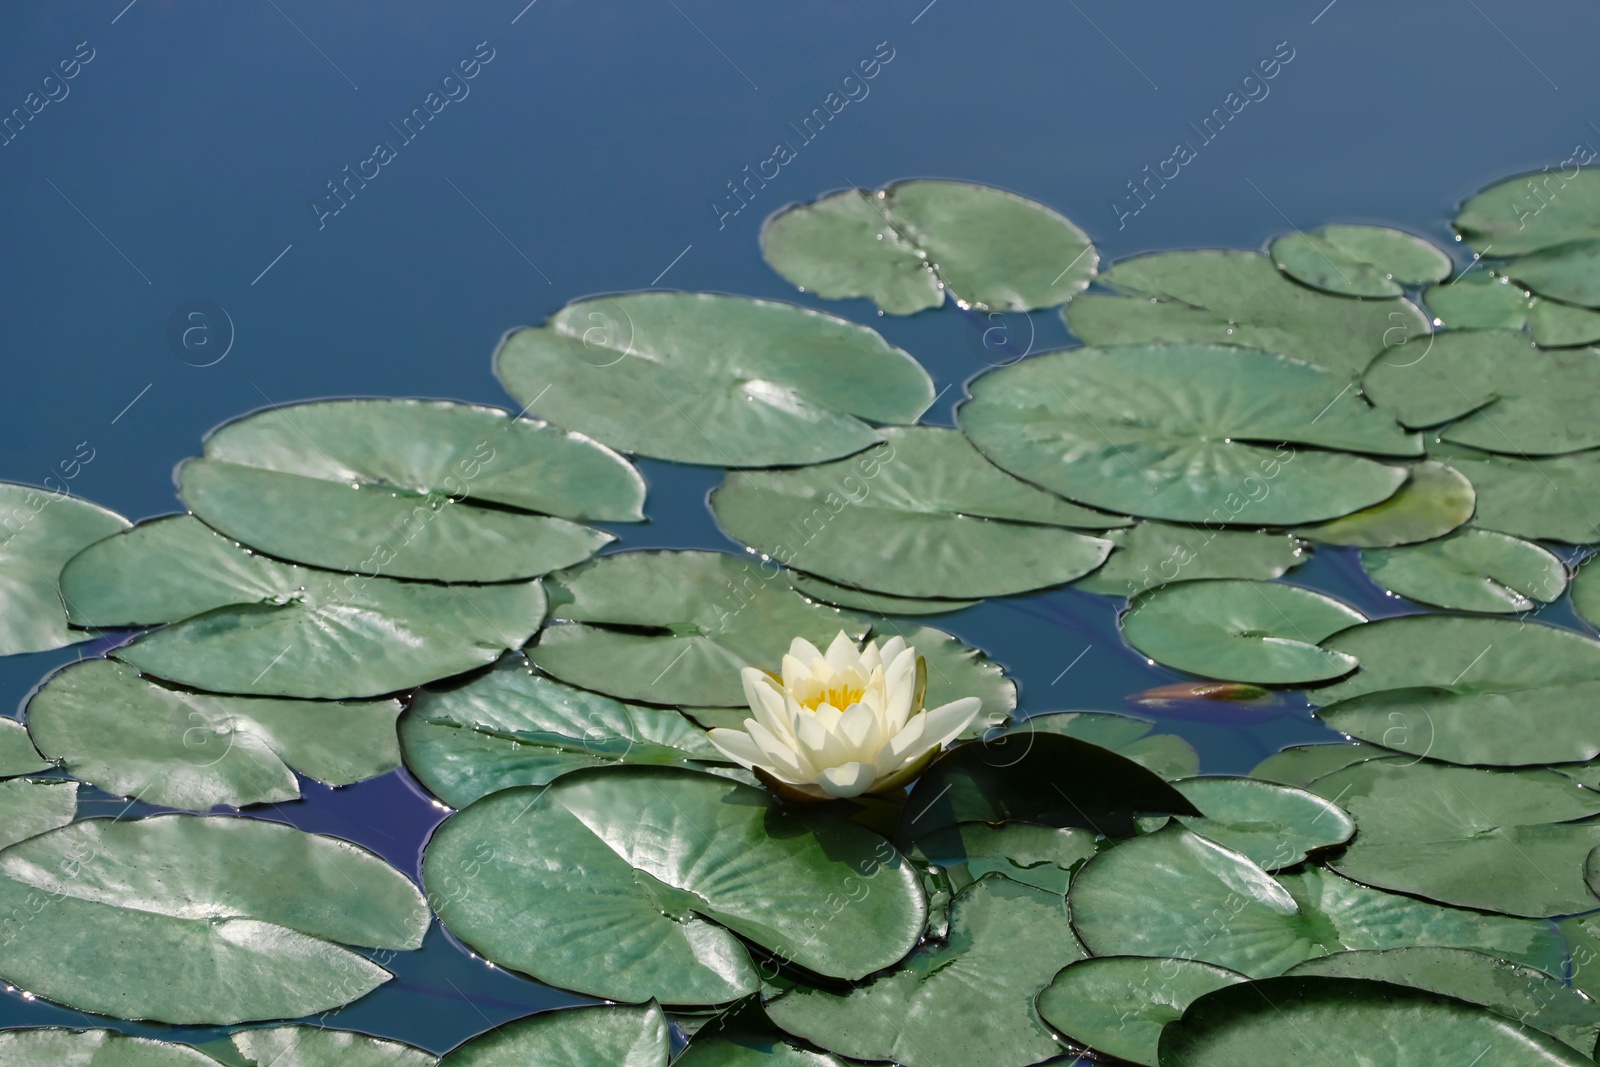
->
[907,822,1098,896]
[0,814,427,1023]
[1432,441,1600,543]
[1286,948,1600,1055]
[960,343,1416,525]
[1249,742,1383,787]
[1160,975,1591,1066]
[440,1004,667,1066]
[1290,460,1474,547]
[711,427,1116,599]
[1068,827,1564,977]
[870,621,1016,735]
[0,484,128,654]
[760,180,1096,315]
[1531,296,1600,346]
[1007,711,1199,780]
[529,551,862,709]
[1456,167,1600,256]
[494,292,933,467]
[766,876,1082,1067]
[0,778,76,851]
[1074,522,1306,597]
[1269,225,1450,298]
[1507,240,1600,307]
[423,767,924,1005]
[1120,579,1365,685]
[232,1025,436,1066]
[1424,271,1531,330]
[1317,615,1600,766]
[0,1029,222,1065]
[1307,757,1600,916]
[399,654,724,809]
[115,571,544,700]
[175,399,637,582]
[27,659,401,810]
[1579,558,1600,628]
[1360,528,1566,612]
[61,515,308,628]
[896,732,1199,845]
[0,718,50,777]
[1063,250,1431,378]
[1160,775,1355,869]
[1035,956,1247,1067]
[786,572,977,616]
[1363,330,1600,456]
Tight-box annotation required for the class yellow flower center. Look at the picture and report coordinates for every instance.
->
[800,682,866,712]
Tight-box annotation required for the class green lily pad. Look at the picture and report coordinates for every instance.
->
[1286,947,1600,1055]
[960,343,1416,525]
[0,718,50,777]
[423,767,924,1005]
[399,653,725,809]
[1074,522,1307,597]
[1316,615,1600,766]
[673,998,852,1067]
[896,732,1200,845]
[1005,711,1199,780]
[232,1026,436,1066]
[61,515,309,628]
[1269,226,1451,298]
[1577,557,1600,627]
[27,659,401,810]
[494,292,933,467]
[766,875,1083,1067]
[1456,167,1600,256]
[1363,330,1600,455]
[1160,975,1592,1066]
[1067,827,1564,977]
[1035,956,1248,1067]
[529,551,863,708]
[115,570,544,700]
[175,398,638,583]
[1063,250,1432,378]
[1531,296,1600,346]
[869,621,1016,735]
[1249,742,1383,786]
[1120,580,1366,685]
[1162,775,1355,869]
[1425,271,1530,330]
[907,822,1099,896]
[0,484,128,654]
[711,427,1117,599]
[0,778,77,850]
[786,572,978,615]
[1431,441,1600,543]
[440,1004,667,1066]
[1360,528,1566,612]
[1291,460,1475,547]
[760,180,1096,315]
[0,814,427,1023]
[0,1029,224,1065]
[1306,757,1600,917]
[1508,240,1600,307]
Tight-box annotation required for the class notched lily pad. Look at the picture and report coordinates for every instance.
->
[761,180,1097,315]
[0,483,128,654]
[1360,528,1566,613]
[1269,225,1451,298]
[1120,579,1366,685]
[1432,441,1600,544]
[1074,521,1307,597]
[1036,956,1248,1067]
[1159,775,1356,869]
[440,1003,668,1066]
[494,292,933,467]
[27,658,402,811]
[1456,166,1600,256]
[1291,460,1474,548]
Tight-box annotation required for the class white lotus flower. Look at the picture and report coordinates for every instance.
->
[708,631,983,801]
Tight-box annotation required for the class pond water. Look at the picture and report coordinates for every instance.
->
[1,0,1598,1057]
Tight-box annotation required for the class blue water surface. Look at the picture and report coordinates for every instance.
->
[1,0,1598,1054]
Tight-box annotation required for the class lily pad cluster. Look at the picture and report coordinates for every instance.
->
[0,165,1595,1066]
